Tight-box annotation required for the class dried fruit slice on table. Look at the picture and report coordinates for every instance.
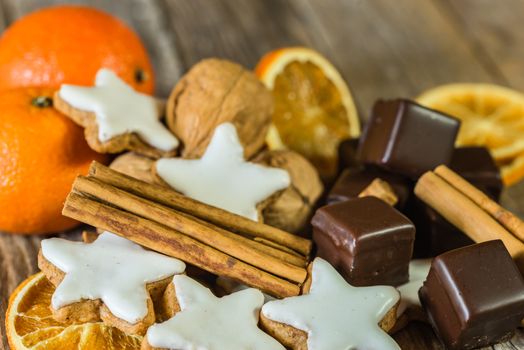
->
[417,83,524,186]
[6,273,142,350]
[256,47,360,179]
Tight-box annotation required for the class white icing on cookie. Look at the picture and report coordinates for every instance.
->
[262,258,400,350]
[41,231,185,324]
[146,275,284,350]
[216,276,275,303]
[396,259,432,317]
[156,123,290,221]
[59,68,179,151]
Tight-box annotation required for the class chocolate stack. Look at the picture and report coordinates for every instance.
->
[312,98,524,350]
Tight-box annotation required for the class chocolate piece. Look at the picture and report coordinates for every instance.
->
[312,196,415,286]
[358,99,460,178]
[409,146,501,257]
[327,166,412,209]
[410,198,474,257]
[419,240,524,350]
[450,147,502,201]
[338,138,360,171]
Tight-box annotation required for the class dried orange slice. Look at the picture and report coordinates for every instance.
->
[6,273,142,350]
[417,84,524,186]
[500,154,524,187]
[256,47,360,178]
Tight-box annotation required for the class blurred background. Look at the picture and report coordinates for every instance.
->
[2,0,522,113]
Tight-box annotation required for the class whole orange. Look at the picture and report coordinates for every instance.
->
[0,5,154,94]
[0,88,107,234]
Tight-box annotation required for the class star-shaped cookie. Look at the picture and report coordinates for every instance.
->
[55,68,179,157]
[155,122,291,221]
[261,258,400,350]
[144,274,285,350]
[396,259,432,317]
[40,232,185,325]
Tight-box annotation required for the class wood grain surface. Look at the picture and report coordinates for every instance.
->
[0,1,523,349]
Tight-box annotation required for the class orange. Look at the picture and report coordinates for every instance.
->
[0,88,107,234]
[417,84,524,186]
[256,47,360,179]
[6,273,142,349]
[0,5,154,94]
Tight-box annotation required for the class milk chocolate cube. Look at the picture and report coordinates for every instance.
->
[312,196,415,286]
[358,99,460,178]
[450,147,502,201]
[327,166,412,209]
[419,240,524,350]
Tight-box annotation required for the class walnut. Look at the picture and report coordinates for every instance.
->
[254,150,323,233]
[166,58,273,159]
[110,152,160,185]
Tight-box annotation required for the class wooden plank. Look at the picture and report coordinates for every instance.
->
[512,332,524,348]
[1,0,183,96]
[162,0,318,69]
[438,0,524,90]
[163,0,509,115]
[393,322,444,349]
[0,234,39,349]
[302,0,503,117]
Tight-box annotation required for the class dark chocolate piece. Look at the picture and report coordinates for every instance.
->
[338,138,360,172]
[408,147,501,257]
[312,196,415,286]
[358,99,460,178]
[450,146,502,201]
[327,166,412,209]
[409,198,474,258]
[419,240,524,350]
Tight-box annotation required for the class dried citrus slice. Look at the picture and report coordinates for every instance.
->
[500,154,524,187]
[417,84,524,186]
[6,273,142,350]
[256,47,360,178]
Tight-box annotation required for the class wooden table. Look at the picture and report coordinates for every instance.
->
[1,1,523,349]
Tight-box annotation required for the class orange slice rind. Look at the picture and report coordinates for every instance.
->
[256,47,360,178]
[417,83,524,186]
[6,273,142,350]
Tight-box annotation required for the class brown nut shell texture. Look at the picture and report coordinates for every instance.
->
[166,58,273,159]
[254,150,323,233]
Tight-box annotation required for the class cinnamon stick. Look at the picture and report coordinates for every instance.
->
[184,213,307,267]
[63,192,300,298]
[415,171,524,271]
[73,175,307,282]
[434,165,524,242]
[253,237,305,258]
[89,161,312,256]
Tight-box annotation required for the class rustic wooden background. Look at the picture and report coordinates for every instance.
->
[1,0,524,349]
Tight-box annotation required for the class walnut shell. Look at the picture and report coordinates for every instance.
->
[166,58,273,159]
[110,152,160,185]
[254,150,323,233]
